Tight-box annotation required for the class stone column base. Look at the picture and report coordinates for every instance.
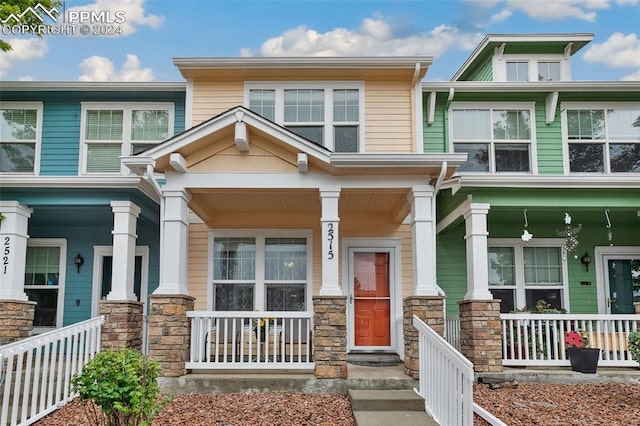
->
[0,300,35,345]
[148,294,194,377]
[403,296,445,379]
[313,296,347,379]
[99,300,144,351]
[459,299,503,373]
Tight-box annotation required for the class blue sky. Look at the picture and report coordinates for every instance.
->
[1,0,639,82]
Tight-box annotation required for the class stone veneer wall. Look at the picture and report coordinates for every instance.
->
[313,296,347,379]
[403,296,445,379]
[458,299,503,373]
[147,295,194,377]
[0,300,35,345]
[99,300,144,351]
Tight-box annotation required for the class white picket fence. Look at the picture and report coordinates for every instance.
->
[187,311,313,369]
[0,316,104,426]
[501,314,639,367]
[413,316,507,426]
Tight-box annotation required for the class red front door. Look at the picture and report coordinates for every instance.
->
[353,252,391,347]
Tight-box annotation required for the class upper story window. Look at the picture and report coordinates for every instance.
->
[562,103,640,173]
[506,61,529,81]
[537,61,561,81]
[497,55,568,82]
[0,102,42,174]
[81,103,174,174]
[450,102,536,173]
[245,82,364,152]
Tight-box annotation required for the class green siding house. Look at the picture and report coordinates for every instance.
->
[424,34,640,319]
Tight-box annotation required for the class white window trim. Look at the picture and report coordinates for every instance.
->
[26,238,67,332]
[79,102,175,175]
[560,102,640,175]
[494,54,570,82]
[594,246,640,314]
[244,81,366,152]
[207,229,313,312]
[448,101,538,174]
[91,245,150,317]
[0,101,43,176]
[488,238,570,312]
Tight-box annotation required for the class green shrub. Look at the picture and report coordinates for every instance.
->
[71,347,169,426]
[629,329,640,365]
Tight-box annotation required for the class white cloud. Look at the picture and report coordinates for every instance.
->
[66,0,162,36]
[78,54,154,81]
[468,0,638,22]
[0,38,47,77]
[490,9,512,22]
[242,17,483,57]
[583,32,640,80]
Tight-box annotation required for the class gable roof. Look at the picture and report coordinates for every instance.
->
[452,33,594,82]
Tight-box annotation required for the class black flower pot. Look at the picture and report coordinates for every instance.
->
[567,347,600,374]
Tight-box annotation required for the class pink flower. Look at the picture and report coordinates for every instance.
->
[565,331,584,348]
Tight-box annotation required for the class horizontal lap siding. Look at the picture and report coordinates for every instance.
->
[534,97,564,174]
[188,224,209,310]
[423,96,447,153]
[40,102,81,175]
[192,80,244,126]
[364,81,413,153]
[436,225,467,317]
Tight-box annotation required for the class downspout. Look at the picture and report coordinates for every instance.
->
[145,164,162,198]
[146,164,164,296]
[433,162,448,323]
[411,63,424,153]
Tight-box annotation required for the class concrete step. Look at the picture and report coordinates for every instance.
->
[353,411,438,426]
[348,389,424,412]
[348,353,402,366]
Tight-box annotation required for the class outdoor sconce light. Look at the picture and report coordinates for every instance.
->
[580,252,592,272]
[74,253,84,274]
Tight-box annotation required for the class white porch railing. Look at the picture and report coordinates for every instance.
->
[501,314,640,367]
[0,316,104,426]
[187,311,313,370]
[445,316,461,351]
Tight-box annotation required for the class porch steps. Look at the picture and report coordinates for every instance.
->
[347,353,402,366]
[348,389,437,426]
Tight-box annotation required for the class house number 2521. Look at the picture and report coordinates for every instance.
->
[327,223,334,259]
[3,236,10,274]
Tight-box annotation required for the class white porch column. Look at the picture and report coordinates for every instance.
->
[0,201,32,301]
[409,186,439,296]
[319,188,341,295]
[107,201,141,301]
[156,189,191,295]
[463,203,493,300]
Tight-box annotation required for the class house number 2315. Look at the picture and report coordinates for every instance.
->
[327,223,335,260]
[3,236,10,274]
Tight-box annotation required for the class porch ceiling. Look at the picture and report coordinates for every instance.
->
[488,208,640,228]
[189,188,410,225]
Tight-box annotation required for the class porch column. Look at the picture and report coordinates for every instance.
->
[107,201,140,301]
[0,201,32,301]
[403,296,445,379]
[408,186,439,295]
[156,189,191,295]
[319,188,341,295]
[459,300,503,373]
[0,201,35,345]
[463,203,493,300]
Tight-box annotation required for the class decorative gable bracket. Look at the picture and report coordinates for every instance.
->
[545,91,559,125]
[234,111,250,152]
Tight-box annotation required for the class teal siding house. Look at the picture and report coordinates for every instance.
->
[424,34,640,318]
[0,82,185,332]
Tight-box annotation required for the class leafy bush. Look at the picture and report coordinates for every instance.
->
[71,347,168,426]
[629,329,640,365]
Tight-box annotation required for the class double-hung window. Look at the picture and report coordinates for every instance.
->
[0,102,42,174]
[506,61,529,81]
[24,239,66,330]
[211,231,311,312]
[450,102,536,173]
[81,103,173,174]
[488,240,568,313]
[245,83,363,152]
[563,103,640,173]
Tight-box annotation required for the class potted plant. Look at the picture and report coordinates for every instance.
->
[565,330,600,373]
[252,316,273,340]
[629,329,640,367]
